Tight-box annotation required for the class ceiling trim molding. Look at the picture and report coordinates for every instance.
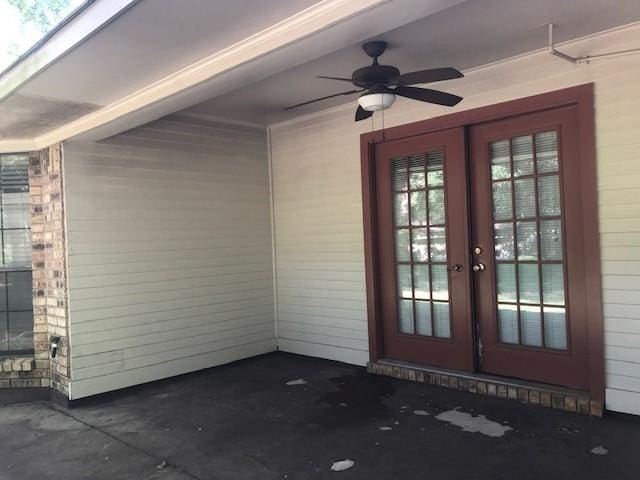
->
[0,0,140,103]
[0,0,392,153]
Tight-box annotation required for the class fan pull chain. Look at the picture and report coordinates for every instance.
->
[381,93,386,141]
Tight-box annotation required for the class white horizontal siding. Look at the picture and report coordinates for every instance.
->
[270,23,640,414]
[64,116,275,399]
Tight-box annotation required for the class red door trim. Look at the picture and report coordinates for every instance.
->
[360,84,604,401]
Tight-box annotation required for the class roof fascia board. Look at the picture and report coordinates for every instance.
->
[0,138,39,154]
[0,0,140,103]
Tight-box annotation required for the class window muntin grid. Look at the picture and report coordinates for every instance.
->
[391,151,451,339]
[490,131,567,350]
[0,154,33,355]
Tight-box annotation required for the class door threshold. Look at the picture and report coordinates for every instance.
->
[368,358,603,417]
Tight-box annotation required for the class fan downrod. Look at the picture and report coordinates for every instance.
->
[362,40,388,59]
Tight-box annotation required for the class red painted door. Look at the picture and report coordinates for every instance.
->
[375,127,474,371]
[469,106,590,389]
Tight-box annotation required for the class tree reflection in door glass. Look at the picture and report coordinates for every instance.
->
[391,151,451,339]
[489,131,567,350]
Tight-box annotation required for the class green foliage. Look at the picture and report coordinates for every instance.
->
[7,0,74,33]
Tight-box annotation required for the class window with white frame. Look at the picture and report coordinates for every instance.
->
[0,154,33,355]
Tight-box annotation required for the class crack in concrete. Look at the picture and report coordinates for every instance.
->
[47,403,212,480]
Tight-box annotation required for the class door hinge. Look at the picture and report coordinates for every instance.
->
[477,337,483,360]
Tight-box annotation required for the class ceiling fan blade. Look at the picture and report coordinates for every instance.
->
[394,86,462,107]
[317,75,353,82]
[397,67,463,86]
[284,89,363,111]
[355,105,373,122]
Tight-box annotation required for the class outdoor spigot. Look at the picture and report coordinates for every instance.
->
[51,336,61,358]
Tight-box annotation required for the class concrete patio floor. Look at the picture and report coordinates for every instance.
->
[1,352,639,480]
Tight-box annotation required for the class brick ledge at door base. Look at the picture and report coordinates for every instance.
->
[368,361,603,417]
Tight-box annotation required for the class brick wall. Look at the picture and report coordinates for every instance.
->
[0,144,70,396]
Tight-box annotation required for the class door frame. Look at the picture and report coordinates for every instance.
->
[360,83,604,401]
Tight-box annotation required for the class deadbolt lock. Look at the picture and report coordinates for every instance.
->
[473,246,483,255]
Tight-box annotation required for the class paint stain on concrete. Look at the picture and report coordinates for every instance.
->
[286,378,307,386]
[330,459,355,471]
[435,409,513,437]
[413,410,430,416]
[591,445,608,455]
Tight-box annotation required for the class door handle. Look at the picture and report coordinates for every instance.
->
[447,264,464,272]
[472,263,486,272]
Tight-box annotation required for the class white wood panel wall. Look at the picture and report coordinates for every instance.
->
[64,115,275,399]
[270,23,640,415]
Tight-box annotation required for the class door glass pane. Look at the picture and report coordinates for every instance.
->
[543,307,567,350]
[491,140,511,180]
[512,135,534,177]
[433,302,451,338]
[427,151,444,186]
[399,299,414,334]
[431,265,449,301]
[394,193,409,226]
[491,131,567,351]
[496,264,517,303]
[429,227,447,261]
[516,221,538,260]
[395,229,410,262]
[494,222,515,260]
[542,264,565,305]
[411,228,429,262]
[392,158,409,191]
[498,304,519,344]
[428,189,445,225]
[521,305,543,347]
[518,264,540,304]
[535,131,559,174]
[540,219,563,260]
[492,181,513,220]
[409,155,426,189]
[396,265,412,298]
[410,191,427,225]
[391,150,450,339]
[415,300,433,336]
[515,178,536,219]
[413,265,430,299]
[538,176,561,217]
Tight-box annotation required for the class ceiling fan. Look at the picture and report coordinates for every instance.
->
[284,40,464,121]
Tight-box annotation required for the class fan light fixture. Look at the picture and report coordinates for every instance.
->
[358,92,396,112]
[283,40,464,122]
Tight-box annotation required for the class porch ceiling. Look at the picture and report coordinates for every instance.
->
[1,0,640,151]
[0,0,467,151]
[182,0,640,125]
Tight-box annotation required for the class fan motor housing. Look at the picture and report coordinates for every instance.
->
[352,64,400,88]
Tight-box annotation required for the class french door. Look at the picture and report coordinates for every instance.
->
[469,106,589,389]
[374,105,591,389]
[375,128,474,371]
